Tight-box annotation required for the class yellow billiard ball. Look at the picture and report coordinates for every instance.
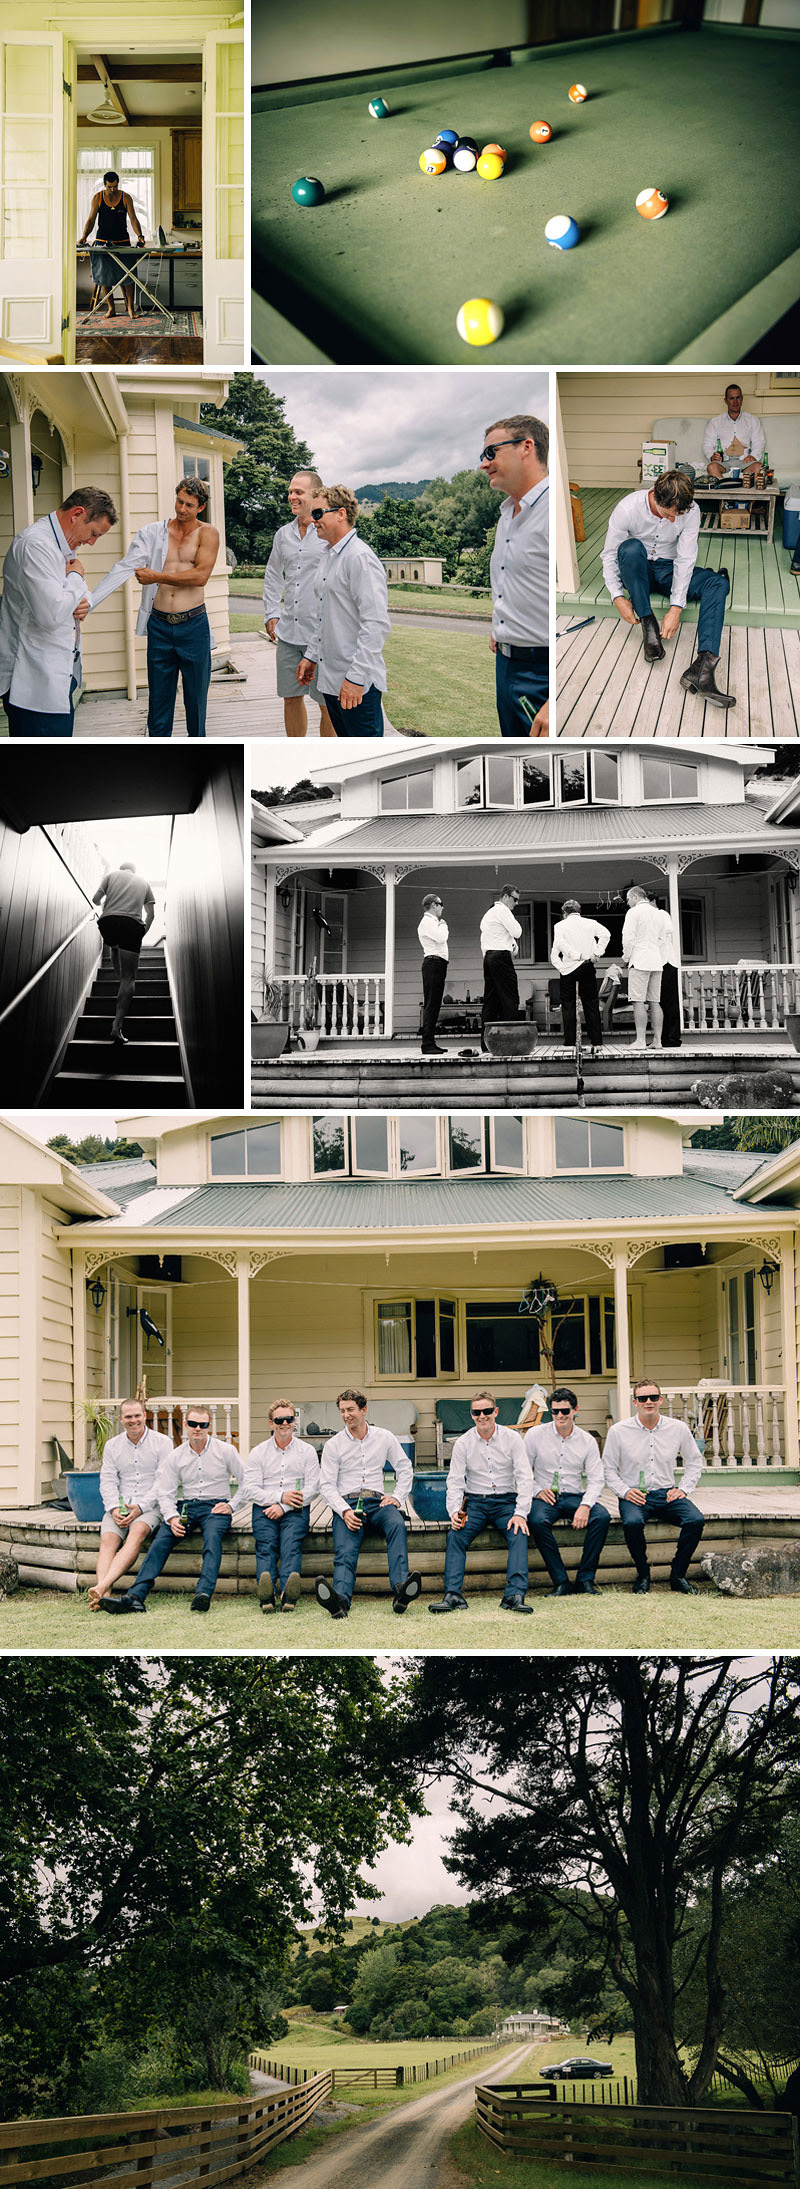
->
[419,148,447,176]
[569,83,588,102]
[530,120,553,142]
[456,297,504,346]
[636,186,669,220]
[476,151,504,181]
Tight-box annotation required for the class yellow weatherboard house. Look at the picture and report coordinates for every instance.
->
[0,3,244,365]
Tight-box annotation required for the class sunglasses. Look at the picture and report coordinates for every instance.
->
[273,1414,296,1426]
[636,1394,660,1405]
[187,1419,210,1429]
[481,437,525,462]
[551,1406,573,1417]
[310,508,329,521]
[471,1407,496,1419]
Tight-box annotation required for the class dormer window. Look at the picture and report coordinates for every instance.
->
[311,1114,527,1178]
[210,1123,282,1177]
[642,758,699,802]
[380,770,435,812]
[456,753,620,810]
[554,1120,625,1171]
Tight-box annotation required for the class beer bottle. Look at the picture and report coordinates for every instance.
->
[638,1469,646,1497]
[118,1494,130,1519]
[295,1475,302,1495]
[179,1501,189,1526]
[355,1494,365,1515]
[551,1467,559,1498]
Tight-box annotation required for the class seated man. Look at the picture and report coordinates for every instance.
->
[702,384,766,484]
[100,1402,242,1615]
[429,1389,533,1616]
[239,1399,320,1613]
[525,1386,610,1597]
[602,1378,704,1596]
[89,1398,173,1610]
[601,469,735,710]
[316,1389,421,1619]
[550,900,610,1056]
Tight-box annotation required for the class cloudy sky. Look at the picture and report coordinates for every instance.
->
[259,368,549,487]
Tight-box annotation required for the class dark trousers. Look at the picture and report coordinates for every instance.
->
[495,646,549,736]
[482,950,519,1038]
[421,954,447,1049]
[559,961,603,1047]
[322,684,384,737]
[660,962,682,1047]
[444,1493,529,1599]
[4,673,77,738]
[252,1502,309,1589]
[147,608,211,737]
[330,1496,408,1602]
[127,1499,232,1601]
[618,1487,705,1582]
[529,1492,611,1587]
[616,540,728,655]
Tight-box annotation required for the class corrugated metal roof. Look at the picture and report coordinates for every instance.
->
[683,1151,766,1192]
[259,804,794,860]
[105,1172,797,1233]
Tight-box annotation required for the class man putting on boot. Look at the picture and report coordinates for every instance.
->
[601,470,735,711]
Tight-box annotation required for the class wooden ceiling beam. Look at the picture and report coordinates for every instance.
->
[88,54,131,127]
[77,63,202,83]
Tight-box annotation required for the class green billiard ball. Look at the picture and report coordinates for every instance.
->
[291,176,325,207]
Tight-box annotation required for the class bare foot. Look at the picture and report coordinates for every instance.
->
[88,1584,105,1609]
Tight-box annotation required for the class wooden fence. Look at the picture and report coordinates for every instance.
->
[0,2074,332,2189]
[252,2042,499,2088]
[475,2082,800,2184]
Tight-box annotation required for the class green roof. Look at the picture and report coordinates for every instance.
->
[104,1171,797,1234]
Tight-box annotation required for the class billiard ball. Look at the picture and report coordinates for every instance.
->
[545,214,580,250]
[419,147,448,175]
[291,177,325,207]
[453,137,479,172]
[434,129,459,147]
[477,151,504,181]
[636,186,669,220]
[368,97,390,119]
[456,297,504,346]
[568,84,588,102]
[530,119,552,142]
[481,142,507,165]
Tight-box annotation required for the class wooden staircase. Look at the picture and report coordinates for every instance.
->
[51,946,188,1105]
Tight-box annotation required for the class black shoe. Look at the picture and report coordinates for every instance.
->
[393,1570,422,1614]
[642,613,665,662]
[429,1592,469,1614]
[191,1591,211,1612]
[111,1029,131,1045]
[503,1593,534,1614]
[695,650,736,709]
[281,1573,302,1611]
[421,1044,446,1056]
[670,1575,698,1595]
[632,1573,651,1594]
[100,1593,145,1613]
[550,1580,573,1597]
[258,1572,275,1612]
[315,1576,350,1618]
[574,1579,600,1595]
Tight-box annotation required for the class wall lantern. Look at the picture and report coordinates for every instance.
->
[87,1275,106,1313]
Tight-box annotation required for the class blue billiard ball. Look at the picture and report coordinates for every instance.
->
[291,176,326,207]
[434,129,458,147]
[369,97,390,119]
[545,213,580,250]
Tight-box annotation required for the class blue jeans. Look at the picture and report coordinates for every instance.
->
[5,673,77,738]
[147,608,211,737]
[127,1500,232,1601]
[322,684,384,736]
[616,540,728,655]
[495,647,549,736]
[444,1493,529,1598]
[529,1492,610,1587]
[252,1502,309,1589]
[330,1496,408,1602]
[618,1487,705,1581]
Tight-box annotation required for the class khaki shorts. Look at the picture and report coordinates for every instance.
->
[101,1506,160,1543]
[628,967,662,1005]
[276,637,323,705]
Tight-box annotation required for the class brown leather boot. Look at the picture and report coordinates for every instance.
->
[641,613,665,662]
[696,651,736,709]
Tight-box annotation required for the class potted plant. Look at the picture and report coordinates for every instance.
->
[252,977,291,1060]
[295,955,322,1052]
[65,1400,116,1523]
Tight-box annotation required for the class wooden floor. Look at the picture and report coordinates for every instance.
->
[556,614,800,739]
[76,334,203,364]
[74,633,402,741]
[561,487,800,630]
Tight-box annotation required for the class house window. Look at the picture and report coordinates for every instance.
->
[352,1115,390,1176]
[554,1119,625,1171]
[448,1117,486,1172]
[397,1116,439,1174]
[680,896,706,960]
[380,770,435,812]
[490,1114,526,1172]
[465,1301,544,1376]
[456,756,483,808]
[642,757,699,802]
[556,756,587,804]
[591,751,620,803]
[297,891,346,975]
[521,759,552,806]
[77,143,157,239]
[210,1123,281,1176]
[312,1116,348,1173]
[180,451,211,486]
[376,1298,457,1378]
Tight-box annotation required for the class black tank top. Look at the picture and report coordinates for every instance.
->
[96,193,130,243]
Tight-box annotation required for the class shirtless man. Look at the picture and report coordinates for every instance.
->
[87,478,219,737]
[78,171,145,320]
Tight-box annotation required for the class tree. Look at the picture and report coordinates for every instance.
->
[690,1119,799,1154]
[46,1134,144,1165]
[420,470,500,554]
[403,1657,800,2106]
[200,376,316,565]
[358,497,459,579]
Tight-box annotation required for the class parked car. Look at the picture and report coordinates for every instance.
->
[539,2056,614,2080]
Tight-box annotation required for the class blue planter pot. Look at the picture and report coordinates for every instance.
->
[411,1471,448,1522]
[66,1471,104,1523]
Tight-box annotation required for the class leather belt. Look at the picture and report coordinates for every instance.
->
[152,605,206,625]
[497,642,547,659]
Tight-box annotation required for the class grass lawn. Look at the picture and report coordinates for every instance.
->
[248,2038,523,2177]
[383,628,496,736]
[6,1584,800,1652]
[258,2030,510,2073]
[447,2117,719,2189]
[229,577,492,618]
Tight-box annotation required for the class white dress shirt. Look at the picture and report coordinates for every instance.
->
[320,1422,412,1518]
[551,913,610,976]
[0,512,89,712]
[489,479,549,646]
[702,410,766,472]
[602,489,700,610]
[418,913,449,961]
[603,1414,703,1501]
[480,901,522,956]
[154,1435,243,1520]
[447,1422,533,1519]
[525,1421,605,1507]
[100,1428,174,1521]
[234,1433,320,1513]
[262,518,326,645]
[305,529,390,694]
[622,899,666,973]
[657,909,678,968]
[88,519,170,636]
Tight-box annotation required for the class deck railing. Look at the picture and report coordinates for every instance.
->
[269,973,385,1039]
[682,963,800,1034]
[661,1384,786,1467]
[98,1397,239,1445]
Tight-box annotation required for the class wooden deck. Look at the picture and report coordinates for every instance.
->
[556,612,800,739]
[72,634,401,741]
[560,486,800,630]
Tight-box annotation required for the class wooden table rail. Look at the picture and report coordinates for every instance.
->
[475,2084,800,2184]
[0,2074,332,2189]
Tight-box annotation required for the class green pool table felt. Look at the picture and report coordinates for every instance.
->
[252,27,800,366]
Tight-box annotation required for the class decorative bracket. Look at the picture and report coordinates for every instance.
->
[249,1250,287,1277]
[648,853,703,878]
[195,1249,238,1279]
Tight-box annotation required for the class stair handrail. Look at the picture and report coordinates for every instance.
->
[0,913,101,1031]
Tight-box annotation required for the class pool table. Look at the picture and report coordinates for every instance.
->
[252,25,800,366]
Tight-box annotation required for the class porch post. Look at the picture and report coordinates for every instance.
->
[236,1251,251,1460]
[264,871,277,1005]
[9,414,34,533]
[72,1248,87,1472]
[117,427,137,701]
[779,1237,799,1468]
[666,857,684,1034]
[613,1246,631,1421]
[384,867,396,1039]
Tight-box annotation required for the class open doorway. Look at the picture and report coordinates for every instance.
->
[76,51,204,363]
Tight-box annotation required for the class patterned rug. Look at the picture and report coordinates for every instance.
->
[76,309,202,336]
